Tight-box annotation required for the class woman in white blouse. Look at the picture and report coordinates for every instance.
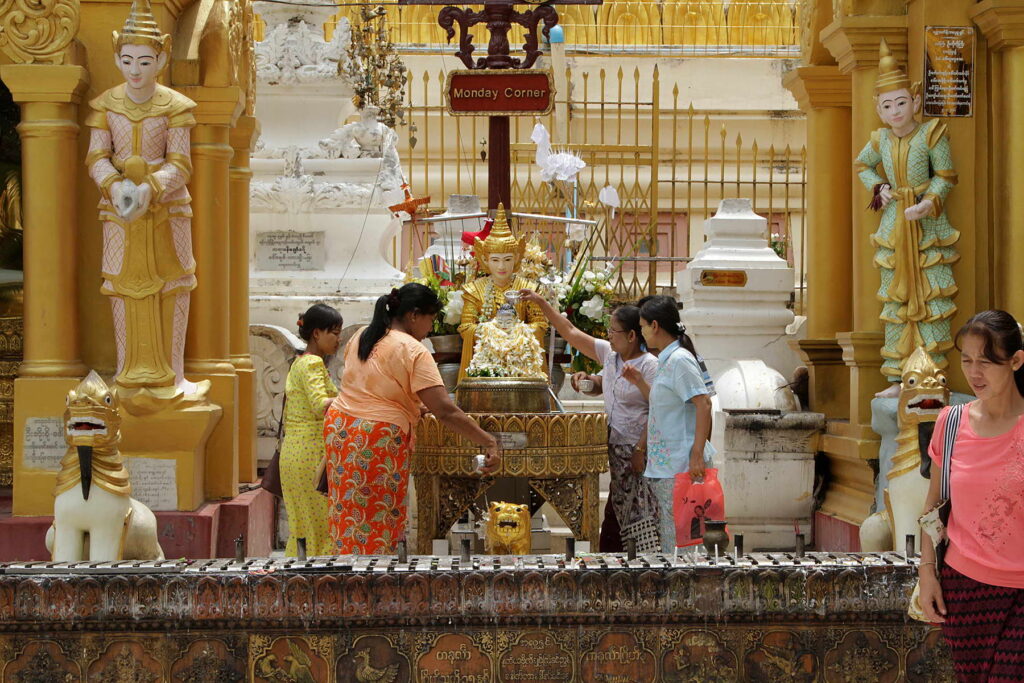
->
[520,291,660,552]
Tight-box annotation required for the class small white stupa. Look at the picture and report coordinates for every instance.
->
[678,199,818,551]
[678,198,800,413]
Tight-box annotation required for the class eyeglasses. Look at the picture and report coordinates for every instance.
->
[608,327,627,336]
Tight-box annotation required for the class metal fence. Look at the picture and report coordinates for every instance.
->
[396,65,806,305]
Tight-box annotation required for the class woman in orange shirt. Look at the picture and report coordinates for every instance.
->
[917,310,1024,682]
[325,283,501,554]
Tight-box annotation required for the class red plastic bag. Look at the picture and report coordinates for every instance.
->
[673,468,727,547]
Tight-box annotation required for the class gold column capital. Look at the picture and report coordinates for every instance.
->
[971,0,1024,51]
[821,15,908,73]
[836,331,885,367]
[229,115,260,153]
[783,66,853,110]
[0,64,89,104]
[177,85,244,127]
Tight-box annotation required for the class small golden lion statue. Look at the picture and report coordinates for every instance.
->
[485,501,531,555]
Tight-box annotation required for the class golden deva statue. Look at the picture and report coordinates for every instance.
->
[855,39,959,393]
[457,204,548,379]
[85,0,204,409]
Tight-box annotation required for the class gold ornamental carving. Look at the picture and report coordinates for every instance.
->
[0,0,79,65]
[413,411,608,553]
[412,412,608,478]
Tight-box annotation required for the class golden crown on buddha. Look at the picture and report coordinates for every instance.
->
[473,204,527,272]
[113,0,170,53]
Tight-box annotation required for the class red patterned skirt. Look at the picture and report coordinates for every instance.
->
[941,564,1024,682]
[323,410,410,555]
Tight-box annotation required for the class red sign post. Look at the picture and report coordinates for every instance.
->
[446,70,554,116]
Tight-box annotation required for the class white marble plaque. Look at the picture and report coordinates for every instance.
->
[22,417,66,470]
[125,457,178,511]
[255,231,326,271]
[491,432,528,449]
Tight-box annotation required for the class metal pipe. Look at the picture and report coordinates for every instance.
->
[511,212,599,226]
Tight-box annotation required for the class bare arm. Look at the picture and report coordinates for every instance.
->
[622,365,650,400]
[916,472,946,622]
[418,386,500,472]
[519,290,598,362]
[688,393,712,481]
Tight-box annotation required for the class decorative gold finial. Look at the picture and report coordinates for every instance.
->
[475,203,526,267]
[875,38,911,95]
[112,0,169,53]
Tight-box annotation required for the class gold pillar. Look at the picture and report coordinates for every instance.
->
[972,0,1024,314]
[181,85,243,500]
[229,115,257,483]
[783,66,854,416]
[1,65,88,379]
[2,64,90,515]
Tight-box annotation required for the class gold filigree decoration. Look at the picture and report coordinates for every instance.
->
[0,0,79,65]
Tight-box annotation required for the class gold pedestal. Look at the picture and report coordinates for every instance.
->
[120,402,222,512]
[455,377,551,413]
[412,412,608,554]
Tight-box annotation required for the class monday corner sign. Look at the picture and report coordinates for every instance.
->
[445,69,555,116]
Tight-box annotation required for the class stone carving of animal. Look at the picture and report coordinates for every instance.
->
[45,371,164,562]
[861,347,949,552]
[354,648,398,683]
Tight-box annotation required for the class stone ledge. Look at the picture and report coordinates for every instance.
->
[0,553,953,681]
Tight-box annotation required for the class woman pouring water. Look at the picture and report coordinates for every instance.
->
[519,289,661,552]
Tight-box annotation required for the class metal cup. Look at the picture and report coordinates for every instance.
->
[504,290,523,304]
[473,454,486,473]
[578,378,595,393]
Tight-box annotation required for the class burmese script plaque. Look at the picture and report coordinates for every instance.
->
[699,270,748,287]
[924,26,974,118]
[22,417,65,470]
[581,632,656,681]
[417,633,491,681]
[499,633,574,682]
[446,70,554,116]
[125,457,178,510]
[490,432,528,449]
[255,231,325,271]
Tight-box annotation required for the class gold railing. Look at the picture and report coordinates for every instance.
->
[396,65,806,305]
[327,0,799,56]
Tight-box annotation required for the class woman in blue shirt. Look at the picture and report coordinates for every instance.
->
[629,296,714,552]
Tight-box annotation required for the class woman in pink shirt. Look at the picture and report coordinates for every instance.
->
[918,310,1024,682]
[325,283,501,554]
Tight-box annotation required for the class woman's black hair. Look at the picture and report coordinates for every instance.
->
[297,303,343,343]
[358,283,442,361]
[639,295,698,357]
[611,305,643,346]
[954,309,1024,398]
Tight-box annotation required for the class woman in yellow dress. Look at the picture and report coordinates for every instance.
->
[281,303,342,556]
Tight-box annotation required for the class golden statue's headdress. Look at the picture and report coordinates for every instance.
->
[113,0,170,53]
[875,38,912,95]
[475,203,526,269]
